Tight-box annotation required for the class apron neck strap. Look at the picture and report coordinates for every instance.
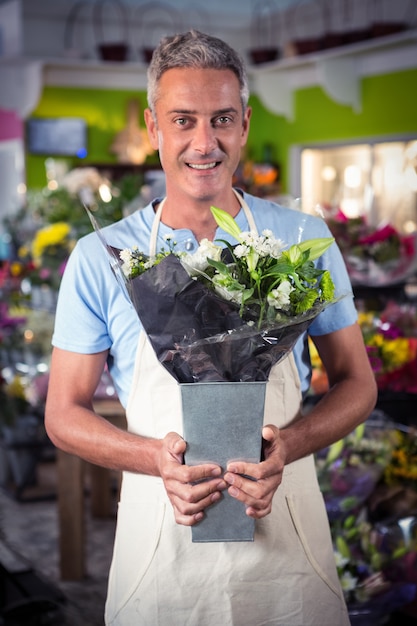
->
[149,190,257,256]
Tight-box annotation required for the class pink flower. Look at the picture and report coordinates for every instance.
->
[358,224,399,245]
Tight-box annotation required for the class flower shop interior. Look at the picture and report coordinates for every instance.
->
[1,0,417,623]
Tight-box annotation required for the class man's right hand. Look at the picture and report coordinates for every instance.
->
[159,432,227,526]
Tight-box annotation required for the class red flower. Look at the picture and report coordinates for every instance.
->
[358,224,399,245]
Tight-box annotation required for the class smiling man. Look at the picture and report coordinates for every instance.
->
[144,66,251,242]
[45,31,377,625]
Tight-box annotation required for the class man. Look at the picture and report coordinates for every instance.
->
[45,30,377,625]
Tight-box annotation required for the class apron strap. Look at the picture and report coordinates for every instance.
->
[149,190,257,257]
[149,197,166,257]
[232,188,258,233]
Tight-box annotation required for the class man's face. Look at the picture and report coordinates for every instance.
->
[144,67,251,203]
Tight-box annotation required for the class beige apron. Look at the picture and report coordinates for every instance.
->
[105,194,350,626]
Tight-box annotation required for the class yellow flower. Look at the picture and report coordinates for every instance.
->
[358,311,375,327]
[10,261,25,277]
[18,244,30,259]
[381,337,412,370]
[308,337,324,369]
[369,333,385,348]
[6,374,26,400]
[32,222,71,261]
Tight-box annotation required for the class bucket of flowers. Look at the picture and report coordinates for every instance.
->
[90,203,340,541]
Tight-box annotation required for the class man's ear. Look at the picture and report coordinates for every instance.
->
[241,106,252,144]
[144,108,159,150]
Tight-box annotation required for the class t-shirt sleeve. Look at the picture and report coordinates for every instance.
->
[307,219,358,336]
[52,234,113,354]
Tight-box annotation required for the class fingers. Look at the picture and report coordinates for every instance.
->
[169,479,226,526]
[223,424,284,519]
[162,427,284,525]
[161,432,226,526]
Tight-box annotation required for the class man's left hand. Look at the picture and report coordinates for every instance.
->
[223,425,284,519]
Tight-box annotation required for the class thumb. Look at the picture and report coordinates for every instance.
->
[165,431,186,455]
[262,424,278,442]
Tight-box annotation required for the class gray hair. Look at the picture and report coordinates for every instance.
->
[147,30,249,114]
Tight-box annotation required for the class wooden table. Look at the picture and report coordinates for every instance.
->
[57,399,126,580]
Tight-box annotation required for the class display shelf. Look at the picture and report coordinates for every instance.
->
[1,29,416,118]
[250,29,417,119]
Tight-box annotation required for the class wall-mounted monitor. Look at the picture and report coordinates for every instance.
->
[26,117,87,158]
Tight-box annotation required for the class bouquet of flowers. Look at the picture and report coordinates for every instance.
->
[113,205,337,384]
[91,202,340,541]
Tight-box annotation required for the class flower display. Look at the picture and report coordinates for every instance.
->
[384,429,417,492]
[360,307,417,394]
[310,301,417,395]
[325,210,416,286]
[16,221,75,292]
[316,414,417,617]
[316,417,395,521]
[22,167,141,239]
[333,511,416,615]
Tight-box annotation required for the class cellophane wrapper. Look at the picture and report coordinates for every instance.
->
[114,250,339,384]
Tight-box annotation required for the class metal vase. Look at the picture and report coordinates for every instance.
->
[181,381,266,542]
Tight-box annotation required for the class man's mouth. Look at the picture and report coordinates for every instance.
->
[187,161,219,170]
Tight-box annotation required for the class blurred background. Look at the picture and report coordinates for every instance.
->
[0,1,417,624]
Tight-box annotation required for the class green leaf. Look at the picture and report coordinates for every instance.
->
[207,257,231,275]
[210,205,242,241]
[336,535,351,559]
[264,259,294,275]
[298,237,334,261]
[354,423,365,442]
[326,438,345,464]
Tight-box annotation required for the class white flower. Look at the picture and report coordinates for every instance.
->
[120,247,135,277]
[120,247,135,264]
[181,238,222,275]
[267,281,295,310]
[334,551,350,569]
[212,280,244,305]
[234,243,251,259]
[235,231,285,261]
[62,167,108,194]
[340,571,358,593]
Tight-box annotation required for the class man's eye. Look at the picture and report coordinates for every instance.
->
[175,118,188,126]
[216,116,232,125]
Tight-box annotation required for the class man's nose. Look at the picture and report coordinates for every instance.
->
[192,121,217,154]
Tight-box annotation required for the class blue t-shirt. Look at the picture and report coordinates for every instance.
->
[52,191,357,406]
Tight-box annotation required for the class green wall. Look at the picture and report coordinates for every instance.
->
[26,88,157,188]
[27,68,417,192]
[248,67,417,191]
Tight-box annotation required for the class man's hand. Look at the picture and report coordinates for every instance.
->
[223,425,284,519]
[159,432,227,526]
